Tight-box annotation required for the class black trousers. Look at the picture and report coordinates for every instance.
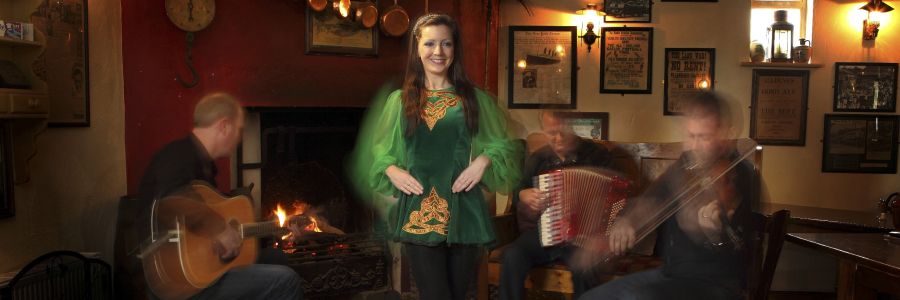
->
[403,243,483,300]
[499,229,594,300]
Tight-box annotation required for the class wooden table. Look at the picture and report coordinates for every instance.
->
[760,203,895,233]
[787,233,900,299]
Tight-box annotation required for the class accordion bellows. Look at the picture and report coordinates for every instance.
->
[536,167,630,250]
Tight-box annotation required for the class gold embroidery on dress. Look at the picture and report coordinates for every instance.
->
[402,187,450,235]
[422,90,460,130]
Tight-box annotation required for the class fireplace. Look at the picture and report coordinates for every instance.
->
[238,107,392,299]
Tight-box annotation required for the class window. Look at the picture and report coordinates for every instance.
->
[751,0,814,60]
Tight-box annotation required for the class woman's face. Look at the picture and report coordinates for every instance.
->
[417,25,454,80]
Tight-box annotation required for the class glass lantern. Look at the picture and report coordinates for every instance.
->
[769,10,793,62]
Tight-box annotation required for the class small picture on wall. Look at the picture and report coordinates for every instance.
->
[306,2,378,57]
[556,112,609,140]
[833,62,898,112]
[604,0,652,23]
[822,114,899,173]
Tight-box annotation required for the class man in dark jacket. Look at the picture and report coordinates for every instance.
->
[136,93,301,300]
[499,111,613,300]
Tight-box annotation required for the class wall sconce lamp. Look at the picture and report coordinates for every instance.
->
[860,0,894,40]
[577,3,605,52]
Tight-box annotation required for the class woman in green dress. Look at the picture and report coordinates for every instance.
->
[351,13,522,300]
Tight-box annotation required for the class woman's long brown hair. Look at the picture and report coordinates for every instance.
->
[401,13,479,136]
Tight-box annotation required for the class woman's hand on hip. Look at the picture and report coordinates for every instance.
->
[386,165,424,195]
[452,155,491,193]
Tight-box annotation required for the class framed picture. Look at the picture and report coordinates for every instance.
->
[604,0,652,23]
[556,112,610,140]
[750,69,809,146]
[31,0,90,126]
[823,114,898,173]
[0,124,12,218]
[664,48,715,115]
[306,1,378,57]
[507,26,577,109]
[833,62,898,112]
[600,27,653,94]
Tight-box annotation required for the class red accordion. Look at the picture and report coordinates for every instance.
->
[535,167,630,249]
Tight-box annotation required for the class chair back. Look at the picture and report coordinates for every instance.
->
[1,250,112,300]
[746,209,790,300]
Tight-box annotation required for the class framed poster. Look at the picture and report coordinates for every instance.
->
[823,114,898,173]
[604,0,652,23]
[556,112,609,140]
[31,0,90,126]
[306,2,378,57]
[507,26,577,109]
[600,27,653,94]
[664,48,715,115]
[833,62,898,112]
[750,69,809,146]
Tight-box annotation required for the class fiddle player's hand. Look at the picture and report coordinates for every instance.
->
[386,165,424,195]
[452,155,490,193]
[518,188,545,213]
[213,226,242,260]
[608,220,636,256]
[697,201,734,242]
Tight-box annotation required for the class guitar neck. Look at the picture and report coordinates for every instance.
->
[240,217,309,239]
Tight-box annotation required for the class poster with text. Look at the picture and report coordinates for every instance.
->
[750,70,809,146]
[664,48,715,115]
[601,27,652,94]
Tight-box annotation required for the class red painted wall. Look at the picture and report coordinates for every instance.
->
[122,0,498,194]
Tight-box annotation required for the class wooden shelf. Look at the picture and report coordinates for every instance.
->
[740,61,823,68]
[0,36,41,48]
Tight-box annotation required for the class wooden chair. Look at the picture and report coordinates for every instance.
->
[0,250,112,300]
[747,209,791,300]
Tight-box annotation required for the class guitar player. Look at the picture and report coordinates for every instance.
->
[134,93,302,300]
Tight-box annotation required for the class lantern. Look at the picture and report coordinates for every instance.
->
[769,10,793,62]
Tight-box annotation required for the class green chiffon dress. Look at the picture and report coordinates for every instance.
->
[351,87,522,247]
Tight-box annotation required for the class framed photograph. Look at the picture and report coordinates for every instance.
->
[664,48,715,115]
[557,112,610,140]
[306,1,378,57]
[750,69,809,146]
[604,0,652,23]
[31,0,90,126]
[507,26,577,109]
[833,62,898,112]
[600,27,653,94]
[823,114,898,173]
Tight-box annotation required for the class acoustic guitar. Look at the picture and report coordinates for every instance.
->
[138,182,304,300]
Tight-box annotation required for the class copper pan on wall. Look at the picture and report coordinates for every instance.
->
[380,0,409,37]
[354,1,379,29]
[308,0,328,12]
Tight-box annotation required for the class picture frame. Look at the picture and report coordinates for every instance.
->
[600,27,653,94]
[604,0,652,23]
[556,112,610,140]
[833,62,898,112]
[0,123,12,218]
[664,48,715,115]
[822,114,898,173]
[31,0,90,126]
[750,69,809,146]
[306,1,378,57]
[507,26,577,109]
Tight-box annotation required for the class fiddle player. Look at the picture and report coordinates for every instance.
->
[580,92,755,300]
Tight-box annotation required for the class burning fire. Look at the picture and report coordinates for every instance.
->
[272,201,324,242]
